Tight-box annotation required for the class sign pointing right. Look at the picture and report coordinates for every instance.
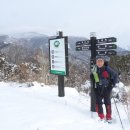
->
[96,50,117,56]
[97,37,117,44]
[107,50,117,55]
[96,44,117,50]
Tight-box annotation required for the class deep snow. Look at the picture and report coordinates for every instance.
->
[0,82,129,130]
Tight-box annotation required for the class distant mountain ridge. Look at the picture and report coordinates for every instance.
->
[9,32,48,39]
[0,32,129,57]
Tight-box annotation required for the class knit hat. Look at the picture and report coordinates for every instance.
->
[96,56,110,62]
[96,56,105,61]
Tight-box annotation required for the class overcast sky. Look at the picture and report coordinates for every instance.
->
[0,0,130,48]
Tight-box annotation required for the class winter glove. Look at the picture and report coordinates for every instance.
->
[111,83,118,88]
[111,84,115,88]
[114,83,119,88]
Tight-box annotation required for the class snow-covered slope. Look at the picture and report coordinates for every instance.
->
[0,82,129,130]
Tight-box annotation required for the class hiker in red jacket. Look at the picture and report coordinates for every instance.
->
[91,56,118,122]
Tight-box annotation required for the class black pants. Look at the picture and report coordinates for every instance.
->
[94,86,112,115]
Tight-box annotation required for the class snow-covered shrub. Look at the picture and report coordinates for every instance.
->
[128,90,130,119]
[112,82,128,103]
[77,80,91,93]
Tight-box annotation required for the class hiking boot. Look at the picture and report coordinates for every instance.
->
[99,113,105,120]
[106,118,112,123]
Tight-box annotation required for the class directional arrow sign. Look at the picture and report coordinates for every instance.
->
[96,50,117,56]
[76,45,91,51]
[106,44,117,49]
[107,50,117,55]
[96,51,107,56]
[76,40,90,46]
[96,44,117,50]
[97,37,117,44]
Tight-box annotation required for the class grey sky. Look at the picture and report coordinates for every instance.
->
[0,0,130,48]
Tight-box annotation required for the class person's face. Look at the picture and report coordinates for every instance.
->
[96,59,104,68]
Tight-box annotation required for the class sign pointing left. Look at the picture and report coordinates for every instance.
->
[76,40,90,46]
[76,46,91,51]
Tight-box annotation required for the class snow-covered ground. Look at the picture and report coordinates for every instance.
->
[0,82,129,130]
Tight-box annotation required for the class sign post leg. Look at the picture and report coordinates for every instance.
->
[90,80,96,111]
[57,31,65,97]
[90,33,96,112]
[58,75,65,97]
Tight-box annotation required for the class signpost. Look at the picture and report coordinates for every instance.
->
[49,31,69,97]
[75,33,117,112]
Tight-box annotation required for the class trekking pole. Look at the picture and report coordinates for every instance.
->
[113,97,125,130]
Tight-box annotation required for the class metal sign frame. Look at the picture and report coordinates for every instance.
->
[49,37,69,76]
